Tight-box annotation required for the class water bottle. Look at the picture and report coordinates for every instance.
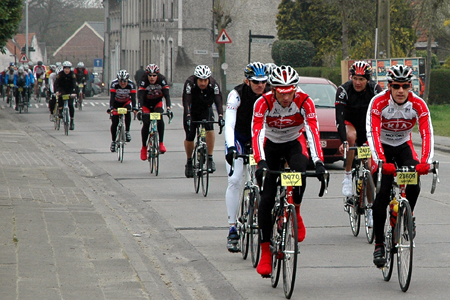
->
[356,179,362,195]
[389,198,399,227]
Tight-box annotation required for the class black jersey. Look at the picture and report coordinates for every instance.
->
[109,79,137,108]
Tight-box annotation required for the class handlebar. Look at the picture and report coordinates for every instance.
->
[228,151,251,176]
[191,119,223,134]
[261,169,329,197]
[141,112,172,124]
[375,161,439,194]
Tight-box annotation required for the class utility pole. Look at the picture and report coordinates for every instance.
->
[376,0,390,59]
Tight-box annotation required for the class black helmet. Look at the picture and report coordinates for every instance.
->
[387,64,413,82]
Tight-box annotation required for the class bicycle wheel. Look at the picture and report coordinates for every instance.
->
[193,146,200,193]
[382,207,394,281]
[271,211,282,287]
[63,110,69,136]
[396,201,414,292]
[348,172,361,236]
[250,188,261,268]
[153,133,160,176]
[201,145,209,197]
[78,94,83,111]
[363,173,375,244]
[283,205,298,299]
[116,126,124,163]
[239,187,250,259]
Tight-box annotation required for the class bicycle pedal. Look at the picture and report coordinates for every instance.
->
[260,274,271,278]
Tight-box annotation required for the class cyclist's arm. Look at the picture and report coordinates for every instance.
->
[213,83,223,116]
[302,97,324,164]
[162,88,171,108]
[137,87,145,109]
[182,81,192,116]
[13,74,17,86]
[70,74,77,94]
[109,82,117,107]
[224,89,240,147]
[130,86,137,109]
[29,72,34,85]
[366,96,385,163]
[251,97,268,163]
[335,85,348,143]
[415,98,434,164]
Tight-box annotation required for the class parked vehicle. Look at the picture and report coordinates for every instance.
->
[298,76,343,164]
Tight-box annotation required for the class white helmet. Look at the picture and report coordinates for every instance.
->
[62,61,72,68]
[194,65,212,79]
[270,65,299,93]
[77,62,84,68]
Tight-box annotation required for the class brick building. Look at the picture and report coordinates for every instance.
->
[52,22,104,69]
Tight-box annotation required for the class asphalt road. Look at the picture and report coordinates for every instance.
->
[2,95,450,299]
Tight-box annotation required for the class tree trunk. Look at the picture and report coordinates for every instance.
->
[341,2,349,60]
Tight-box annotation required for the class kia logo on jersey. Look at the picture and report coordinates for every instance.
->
[382,119,415,131]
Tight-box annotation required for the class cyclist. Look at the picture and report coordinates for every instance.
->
[33,61,47,100]
[366,64,434,267]
[137,63,172,160]
[48,66,58,119]
[336,61,383,204]
[224,62,270,252]
[107,70,138,152]
[44,65,56,102]
[23,64,35,100]
[54,61,77,130]
[74,62,88,107]
[13,67,30,111]
[183,65,224,177]
[5,65,16,104]
[252,65,326,276]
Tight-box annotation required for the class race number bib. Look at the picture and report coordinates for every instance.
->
[397,172,418,185]
[281,172,302,187]
[150,113,161,120]
[357,146,371,159]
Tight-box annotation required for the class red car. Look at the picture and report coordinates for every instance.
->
[298,76,343,164]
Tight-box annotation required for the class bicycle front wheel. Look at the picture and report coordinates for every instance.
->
[193,146,200,193]
[201,146,209,197]
[78,94,83,111]
[348,172,361,236]
[283,205,298,299]
[116,128,124,163]
[396,201,414,292]
[250,188,261,268]
[239,187,250,259]
[363,173,375,244]
[271,212,282,288]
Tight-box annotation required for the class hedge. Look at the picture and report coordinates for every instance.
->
[295,67,341,87]
[271,40,315,67]
[428,69,450,104]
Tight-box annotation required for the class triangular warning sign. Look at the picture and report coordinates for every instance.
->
[19,54,29,63]
[216,29,232,44]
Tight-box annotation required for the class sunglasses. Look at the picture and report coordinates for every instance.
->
[119,80,127,83]
[391,83,411,90]
[251,80,267,85]
[148,74,158,77]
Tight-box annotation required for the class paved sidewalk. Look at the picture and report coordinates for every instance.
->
[0,109,240,299]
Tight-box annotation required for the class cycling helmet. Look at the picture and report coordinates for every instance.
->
[62,61,72,68]
[350,61,372,80]
[194,65,212,79]
[38,61,43,66]
[145,63,160,74]
[23,64,29,70]
[50,65,56,71]
[265,63,277,76]
[387,64,413,82]
[56,62,62,67]
[77,62,84,68]
[245,62,268,81]
[28,61,33,67]
[117,70,130,81]
[18,67,24,74]
[270,65,299,93]
[56,66,63,73]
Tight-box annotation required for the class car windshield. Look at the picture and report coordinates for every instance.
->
[298,83,336,108]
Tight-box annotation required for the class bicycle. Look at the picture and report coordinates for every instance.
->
[229,146,261,267]
[52,99,61,131]
[191,119,222,197]
[111,107,128,162]
[60,94,73,136]
[343,142,375,243]
[17,87,29,114]
[36,78,44,103]
[142,112,172,176]
[379,161,439,292]
[261,166,329,299]
[8,84,15,108]
[76,83,84,110]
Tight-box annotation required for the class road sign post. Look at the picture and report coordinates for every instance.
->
[216,29,232,93]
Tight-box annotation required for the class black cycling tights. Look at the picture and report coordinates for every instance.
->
[258,139,309,243]
[141,107,164,145]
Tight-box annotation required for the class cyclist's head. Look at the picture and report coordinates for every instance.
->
[245,62,268,81]
[350,61,372,81]
[387,64,413,83]
[265,63,277,76]
[23,64,29,71]
[270,65,299,94]
[62,61,72,74]
[37,61,43,66]
[49,65,56,72]
[77,62,84,68]
[145,64,160,74]
[194,65,211,80]
[18,66,24,74]
[9,65,15,72]
[28,61,33,67]
[56,62,62,67]
[117,70,129,81]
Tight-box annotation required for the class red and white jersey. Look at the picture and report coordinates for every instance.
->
[366,89,434,164]
[252,90,324,164]
[33,65,46,78]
